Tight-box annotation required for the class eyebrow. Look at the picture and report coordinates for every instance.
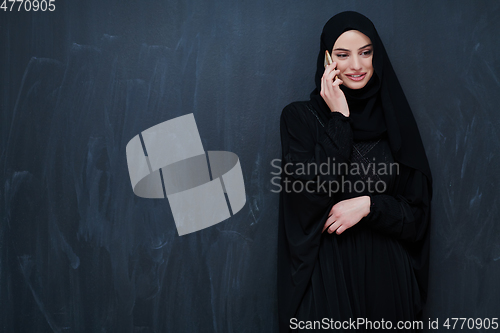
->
[333,44,373,52]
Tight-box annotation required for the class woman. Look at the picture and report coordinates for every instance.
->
[278,11,432,332]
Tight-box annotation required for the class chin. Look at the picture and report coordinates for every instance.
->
[344,81,368,90]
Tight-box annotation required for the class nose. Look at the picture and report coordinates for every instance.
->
[350,56,362,71]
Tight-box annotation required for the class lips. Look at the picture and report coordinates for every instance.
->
[345,73,367,81]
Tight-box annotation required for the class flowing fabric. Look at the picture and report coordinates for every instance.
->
[310,11,432,180]
[278,11,432,333]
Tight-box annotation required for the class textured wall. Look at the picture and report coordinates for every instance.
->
[1,1,499,332]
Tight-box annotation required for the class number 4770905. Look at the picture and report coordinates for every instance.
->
[1,0,55,12]
[443,318,498,330]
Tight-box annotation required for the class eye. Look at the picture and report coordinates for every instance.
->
[335,53,348,59]
[361,49,373,57]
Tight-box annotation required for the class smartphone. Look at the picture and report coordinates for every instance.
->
[324,50,339,81]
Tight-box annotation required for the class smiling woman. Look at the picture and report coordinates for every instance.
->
[278,11,433,333]
[332,30,374,89]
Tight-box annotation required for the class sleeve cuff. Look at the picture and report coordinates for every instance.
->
[366,193,379,219]
[329,111,350,122]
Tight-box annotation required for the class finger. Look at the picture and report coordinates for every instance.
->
[331,69,341,82]
[320,73,325,95]
[336,225,345,235]
[325,67,337,81]
[322,218,333,233]
[322,214,337,233]
[327,63,338,76]
[328,221,340,234]
[326,61,337,69]
[332,77,343,87]
[324,217,340,234]
[323,63,335,76]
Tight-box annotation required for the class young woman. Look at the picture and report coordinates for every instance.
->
[278,11,432,332]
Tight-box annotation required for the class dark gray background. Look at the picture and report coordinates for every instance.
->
[1,1,499,332]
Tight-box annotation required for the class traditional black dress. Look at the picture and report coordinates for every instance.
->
[277,12,432,333]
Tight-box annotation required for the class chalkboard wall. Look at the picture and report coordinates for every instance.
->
[1,1,500,332]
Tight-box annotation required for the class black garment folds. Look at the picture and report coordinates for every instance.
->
[278,12,432,333]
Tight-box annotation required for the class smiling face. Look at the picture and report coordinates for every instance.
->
[332,30,374,89]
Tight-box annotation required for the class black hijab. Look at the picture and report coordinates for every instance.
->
[310,11,432,185]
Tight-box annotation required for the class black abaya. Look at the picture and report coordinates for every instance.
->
[278,11,432,332]
[278,100,431,332]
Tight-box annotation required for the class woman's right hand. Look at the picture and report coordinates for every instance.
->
[320,62,349,117]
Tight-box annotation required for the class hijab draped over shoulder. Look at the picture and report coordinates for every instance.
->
[310,11,432,182]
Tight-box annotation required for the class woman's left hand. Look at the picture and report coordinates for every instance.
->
[322,196,371,235]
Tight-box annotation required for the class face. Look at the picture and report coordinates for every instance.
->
[332,30,374,89]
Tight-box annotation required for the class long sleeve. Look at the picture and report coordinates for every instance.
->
[363,167,431,243]
[281,102,353,183]
[278,101,357,332]
[278,101,357,281]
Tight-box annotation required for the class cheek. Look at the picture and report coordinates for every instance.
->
[364,58,374,71]
[337,63,349,73]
